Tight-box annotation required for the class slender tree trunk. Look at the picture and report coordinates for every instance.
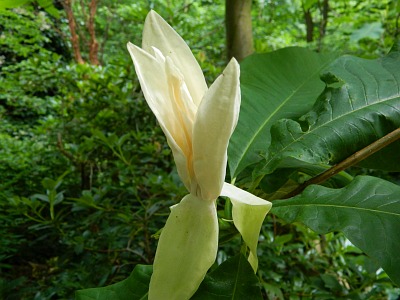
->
[62,0,85,64]
[225,0,254,62]
[318,0,329,51]
[304,8,314,42]
[88,0,99,65]
[319,0,329,39]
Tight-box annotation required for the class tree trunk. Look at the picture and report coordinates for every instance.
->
[304,8,314,43]
[62,0,85,64]
[88,0,99,65]
[318,0,329,51]
[225,0,254,62]
[319,0,329,39]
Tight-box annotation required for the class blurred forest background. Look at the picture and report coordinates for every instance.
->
[1,0,400,299]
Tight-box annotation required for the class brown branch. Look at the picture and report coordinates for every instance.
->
[62,0,85,64]
[304,8,314,43]
[318,0,329,39]
[87,0,100,65]
[57,133,77,164]
[281,127,400,199]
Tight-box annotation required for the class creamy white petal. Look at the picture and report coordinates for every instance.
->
[192,59,240,201]
[142,10,207,106]
[221,182,272,272]
[127,42,191,190]
[149,194,218,300]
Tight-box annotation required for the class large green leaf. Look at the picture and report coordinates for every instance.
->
[272,176,400,286]
[191,254,262,299]
[75,265,152,300]
[228,47,338,178]
[260,48,400,175]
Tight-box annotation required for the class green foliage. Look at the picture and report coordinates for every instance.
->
[192,254,262,300]
[76,265,152,300]
[257,222,399,299]
[1,0,400,299]
[76,254,262,300]
[258,48,400,176]
[228,47,338,178]
[272,176,400,286]
[228,28,400,300]
[0,0,59,17]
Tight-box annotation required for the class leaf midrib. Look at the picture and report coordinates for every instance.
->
[274,203,400,217]
[233,57,335,176]
[264,89,400,170]
[231,255,242,300]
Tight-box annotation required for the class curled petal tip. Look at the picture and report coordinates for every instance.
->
[221,183,272,272]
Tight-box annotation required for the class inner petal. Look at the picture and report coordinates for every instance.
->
[165,57,197,181]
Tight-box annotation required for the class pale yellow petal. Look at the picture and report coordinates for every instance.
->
[192,59,240,200]
[127,42,191,190]
[220,182,272,272]
[142,10,207,106]
[149,194,218,300]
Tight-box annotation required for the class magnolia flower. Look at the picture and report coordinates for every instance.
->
[127,11,272,300]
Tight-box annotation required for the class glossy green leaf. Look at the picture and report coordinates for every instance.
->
[228,47,337,178]
[272,176,400,286]
[260,49,400,175]
[191,254,262,300]
[75,265,152,300]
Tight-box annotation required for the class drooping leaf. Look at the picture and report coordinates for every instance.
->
[272,176,400,286]
[260,49,400,175]
[75,265,152,300]
[228,47,338,178]
[191,254,262,300]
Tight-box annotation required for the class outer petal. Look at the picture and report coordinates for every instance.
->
[142,10,207,105]
[192,59,240,200]
[127,42,191,190]
[221,182,272,272]
[149,194,218,300]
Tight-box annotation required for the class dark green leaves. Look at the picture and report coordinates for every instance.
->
[75,255,262,300]
[228,47,338,178]
[192,254,262,300]
[260,49,400,175]
[229,46,400,288]
[75,265,152,300]
[272,176,400,286]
